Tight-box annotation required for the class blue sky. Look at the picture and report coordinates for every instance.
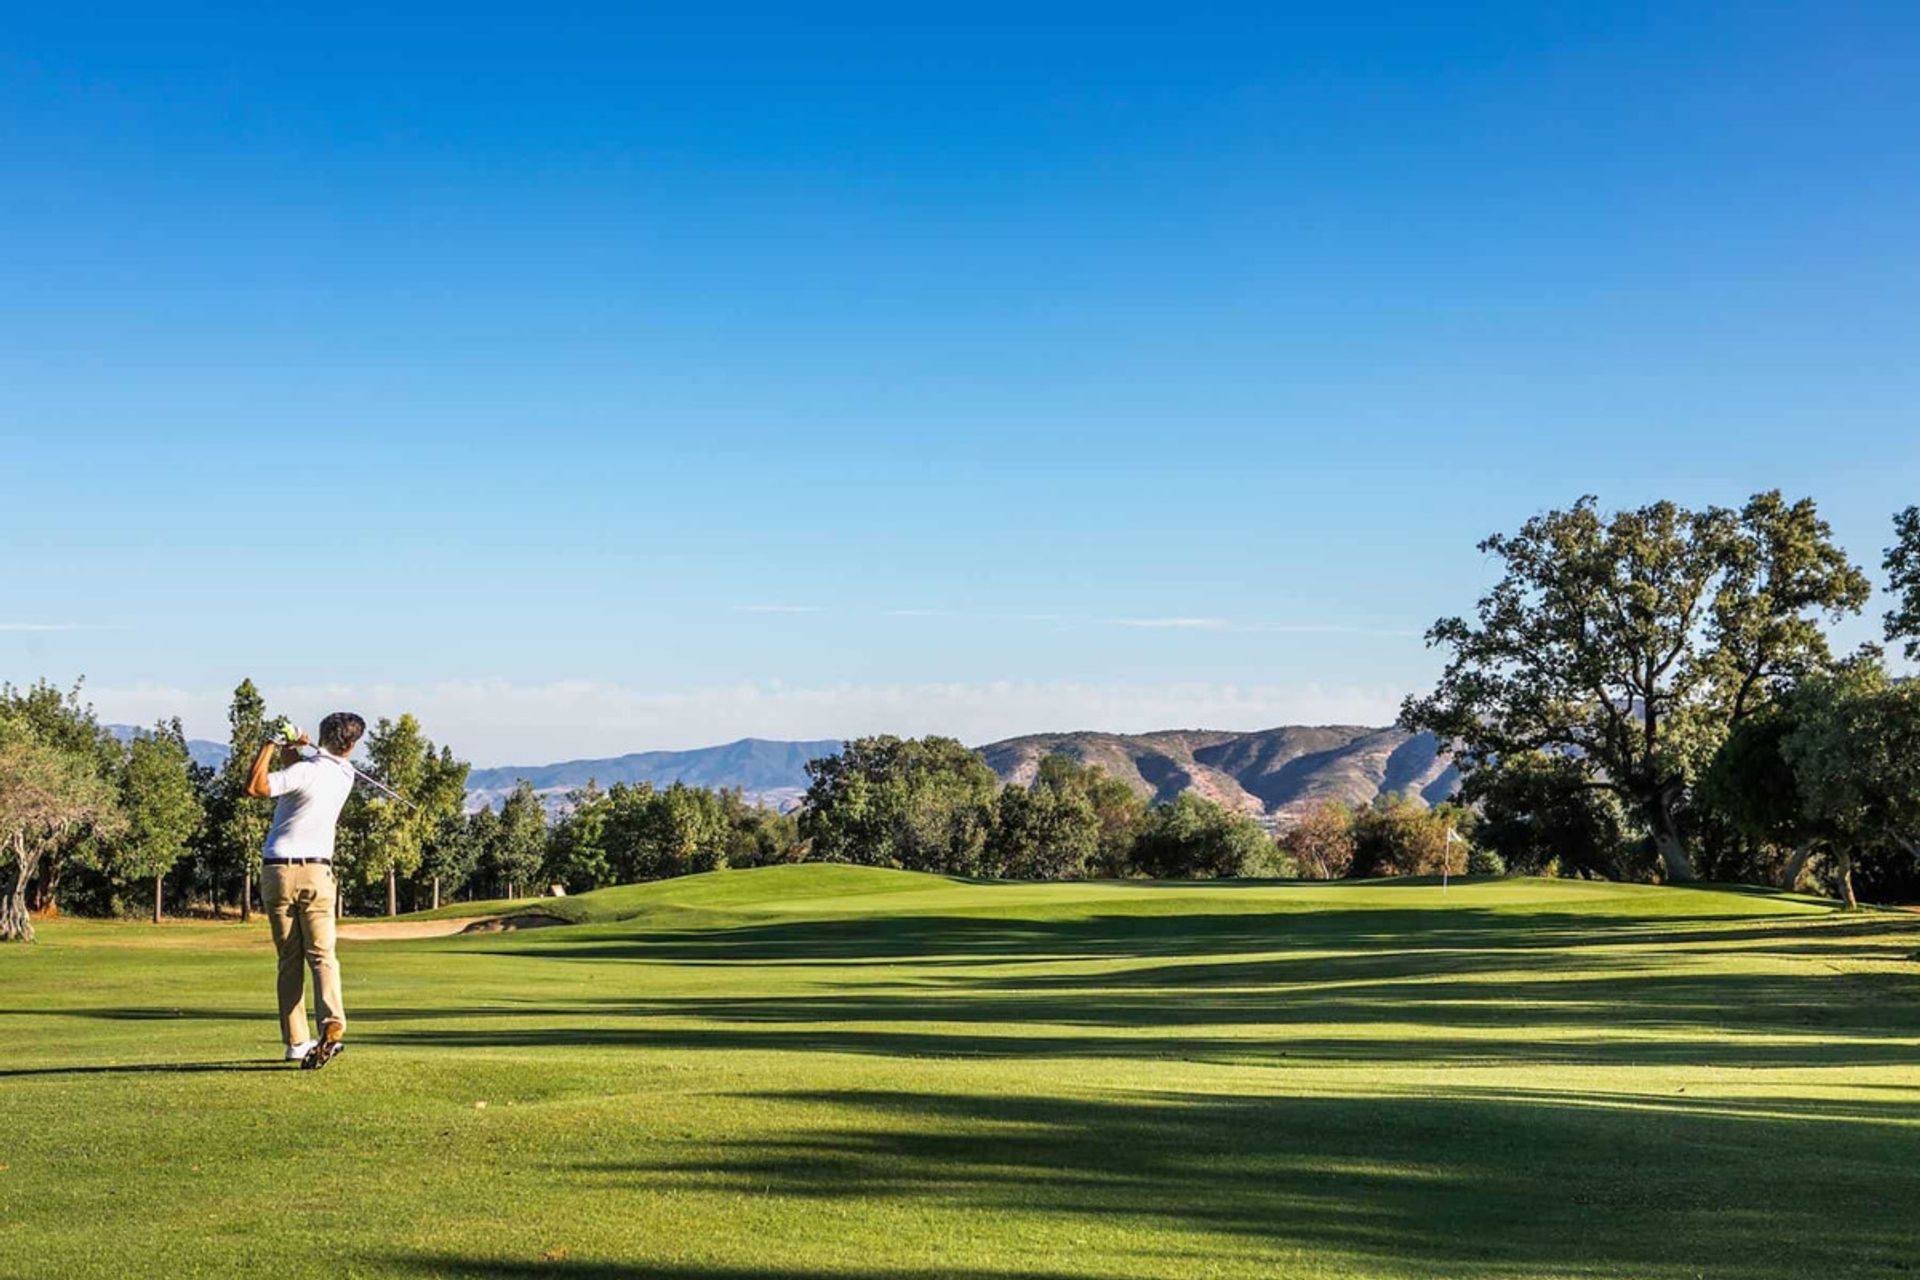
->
[2,3,1915,764]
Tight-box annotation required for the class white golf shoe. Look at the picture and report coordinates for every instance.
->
[285,1039,319,1062]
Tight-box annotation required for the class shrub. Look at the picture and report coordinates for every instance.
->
[1466,847,1506,877]
[1130,793,1270,879]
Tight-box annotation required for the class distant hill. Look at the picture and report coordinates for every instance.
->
[106,724,230,772]
[979,725,1457,825]
[466,725,1456,824]
[103,718,1456,825]
[465,737,843,813]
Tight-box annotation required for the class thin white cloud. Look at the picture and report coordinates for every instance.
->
[0,622,120,632]
[1111,617,1234,630]
[84,677,1411,767]
[1234,622,1425,638]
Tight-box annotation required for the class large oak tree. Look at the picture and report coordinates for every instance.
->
[1402,492,1867,881]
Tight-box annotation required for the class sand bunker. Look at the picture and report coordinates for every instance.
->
[458,913,569,933]
[337,913,567,941]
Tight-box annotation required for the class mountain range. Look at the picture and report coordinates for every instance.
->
[464,738,842,813]
[465,726,1457,822]
[108,720,1458,822]
[106,724,231,772]
[979,725,1457,825]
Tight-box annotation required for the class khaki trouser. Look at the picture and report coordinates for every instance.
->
[262,862,345,1046]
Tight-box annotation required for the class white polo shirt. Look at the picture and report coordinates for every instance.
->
[263,750,356,863]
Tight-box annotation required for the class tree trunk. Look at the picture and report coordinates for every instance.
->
[153,874,164,925]
[1637,774,1696,883]
[28,851,65,913]
[1780,844,1814,892]
[241,868,252,923]
[1652,828,1695,883]
[1838,849,1858,910]
[386,865,398,917]
[2,835,39,942]
[432,875,441,911]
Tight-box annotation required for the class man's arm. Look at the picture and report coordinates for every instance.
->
[244,734,310,799]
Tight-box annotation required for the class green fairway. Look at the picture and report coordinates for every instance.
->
[2,866,1917,1280]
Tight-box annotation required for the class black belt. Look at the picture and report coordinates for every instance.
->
[264,858,332,866]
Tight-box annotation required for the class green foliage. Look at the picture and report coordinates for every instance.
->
[347,714,471,904]
[209,679,272,897]
[1778,657,1920,905]
[1887,505,1920,662]
[1349,794,1468,878]
[1464,751,1639,880]
[623,782,732,879]
[461,806,502,893]
[716,790,803,869]
[112,722,204,889]
[1279,800,1357,880]
[800,736,998,874]
[0,699,125,941]
[1403,492,1867,882]
[984,782,1098,880]
[1697,699,1816,884]
[544,782,614,891]
[485,781,549,896]
[1129,793,1269,879]
[1033,754,1144,875]
[418,809,484,901]
[546,782,797,890]
[0,679,121,769]
[1466,846,1507,876]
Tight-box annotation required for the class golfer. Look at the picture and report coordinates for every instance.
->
[246,711,365,1069]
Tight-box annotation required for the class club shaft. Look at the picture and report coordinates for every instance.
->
[350,764,418,810]
[290,743,418,809]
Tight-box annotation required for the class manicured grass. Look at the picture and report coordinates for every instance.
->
[2,867,1916,1279]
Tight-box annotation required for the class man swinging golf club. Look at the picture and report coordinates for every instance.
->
[246,711,365,1069]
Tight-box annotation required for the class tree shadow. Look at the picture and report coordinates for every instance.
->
[0,1059,286,1078]
[545,1086,1918,1279]
[374,905,1920,1070]
[389,1263,1113,1280]
[473,904,1859,966]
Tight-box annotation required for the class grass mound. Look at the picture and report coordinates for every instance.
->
[401,862,957,926]
[416,862,1842,932]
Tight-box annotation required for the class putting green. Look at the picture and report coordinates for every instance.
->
[1,866,1916,1279]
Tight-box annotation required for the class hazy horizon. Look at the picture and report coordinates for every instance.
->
[86,677,1418,769]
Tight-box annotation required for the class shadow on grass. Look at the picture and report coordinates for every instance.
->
[536,1086,1918,1280]
[16,910,1918,1071]
[360,907,1920,1069]
[390,1265,1112,1280]
[465,903,1910,973]
[0,1060,286,1078]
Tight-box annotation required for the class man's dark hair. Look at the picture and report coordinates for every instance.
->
[319,712,366,755]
